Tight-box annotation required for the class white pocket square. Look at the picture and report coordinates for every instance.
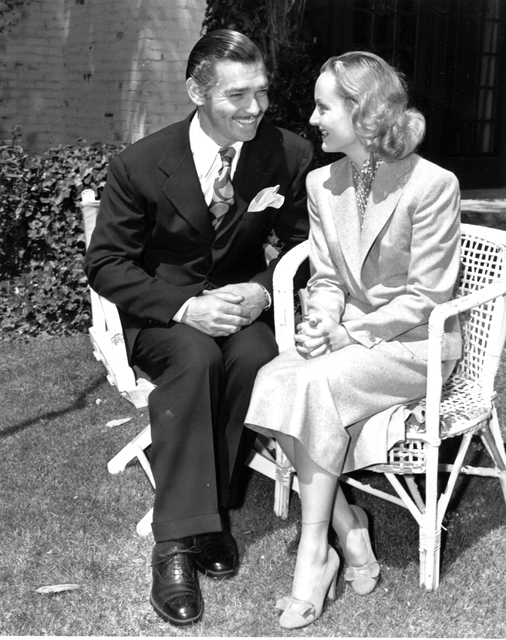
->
[247,185,285,212]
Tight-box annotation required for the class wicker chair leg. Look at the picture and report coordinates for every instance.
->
[274,481,292,519]
[404,475,426,513]
[479,414,506,503]
[419,531,426,588]
[420,523,442,590]
[498,472,506,504]
[482,410,506,467]
[274,442,295,519]
[421,443,441,590]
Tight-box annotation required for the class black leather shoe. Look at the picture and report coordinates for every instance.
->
[194,526,239,579]
[150,538,203,626]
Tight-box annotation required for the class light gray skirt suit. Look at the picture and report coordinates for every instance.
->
[245,154,462,475]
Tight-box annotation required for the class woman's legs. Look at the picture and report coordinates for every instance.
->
[276,433,374,594]
[331,486,370,566]
[276,434,338,598]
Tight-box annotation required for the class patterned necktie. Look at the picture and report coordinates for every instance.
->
[209,146,236,230]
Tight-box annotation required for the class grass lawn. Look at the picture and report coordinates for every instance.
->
[1,334,506,637]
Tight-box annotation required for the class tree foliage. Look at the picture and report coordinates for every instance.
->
[0,0,26,32]
[1,1,333,341]
[0,133,127,340]
[202,0,328,161]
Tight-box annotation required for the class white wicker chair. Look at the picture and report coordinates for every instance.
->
[80,189,283,536]
[271,223,506,590]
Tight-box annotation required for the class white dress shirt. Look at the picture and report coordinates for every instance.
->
[172,113,243,321]
[189,113,243,205]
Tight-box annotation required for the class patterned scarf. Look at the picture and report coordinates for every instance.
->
[351,153,383,229]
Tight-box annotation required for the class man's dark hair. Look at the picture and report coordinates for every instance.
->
[186,29,266,95]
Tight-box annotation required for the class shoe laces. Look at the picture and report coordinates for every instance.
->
[152,546,199,584]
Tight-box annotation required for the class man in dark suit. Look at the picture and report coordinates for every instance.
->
[85,29,313,626]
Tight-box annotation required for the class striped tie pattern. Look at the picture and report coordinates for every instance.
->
[209,146,236,230]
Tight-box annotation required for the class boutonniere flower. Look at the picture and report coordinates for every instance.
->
[247,185,285,212]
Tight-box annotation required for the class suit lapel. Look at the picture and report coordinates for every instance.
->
[327,161,362,284]
[158,114,214,239]
[359,156,414,266]
[157,117,279,240]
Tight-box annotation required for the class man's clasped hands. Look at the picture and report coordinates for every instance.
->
[182,282,267,337]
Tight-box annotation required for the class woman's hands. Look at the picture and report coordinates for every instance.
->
[295,313,354,358]
[294,315,330,358]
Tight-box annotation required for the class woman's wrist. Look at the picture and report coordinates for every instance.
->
[328,324,354,351]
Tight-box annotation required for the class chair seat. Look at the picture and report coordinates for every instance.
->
[374,376,493,475]
[437,375,492,437]
[407,375,492,438]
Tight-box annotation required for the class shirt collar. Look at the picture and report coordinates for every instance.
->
[189,112,243,179]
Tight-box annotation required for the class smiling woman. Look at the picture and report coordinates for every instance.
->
[245,50,462,631]
[309,71,359,163]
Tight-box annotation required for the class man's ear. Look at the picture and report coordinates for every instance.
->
[186,77,205,106]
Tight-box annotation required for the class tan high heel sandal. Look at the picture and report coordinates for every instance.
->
[276,546,340,630]
[343,505,380,595]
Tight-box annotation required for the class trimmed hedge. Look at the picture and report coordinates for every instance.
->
[0,138,127,341]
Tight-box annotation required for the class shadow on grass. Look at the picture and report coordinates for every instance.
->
[321,437,506,584]
[2,334,505,637]
[0,374,105,440]
[231,426,506,581]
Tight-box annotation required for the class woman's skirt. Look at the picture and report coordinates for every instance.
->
[245,340,454,476]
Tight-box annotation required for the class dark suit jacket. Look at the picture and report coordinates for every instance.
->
[84,113,314,354]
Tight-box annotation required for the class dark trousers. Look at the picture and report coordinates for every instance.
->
[132,320,278,542]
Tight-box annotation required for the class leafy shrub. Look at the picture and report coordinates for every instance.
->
[0,137,127,341]
[1,1,326,342]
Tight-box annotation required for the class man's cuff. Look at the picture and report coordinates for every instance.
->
[173,297,195,322]
[257,284,272,311]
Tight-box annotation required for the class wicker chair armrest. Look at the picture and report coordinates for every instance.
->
[424,279,506,445]
[272,240,310,289]
[429,280,506,329]
[273,240,310,352]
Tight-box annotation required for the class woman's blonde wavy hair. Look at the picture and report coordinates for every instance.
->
[321,51,425,162]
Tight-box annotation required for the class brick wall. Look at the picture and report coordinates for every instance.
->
[0,0,207,153]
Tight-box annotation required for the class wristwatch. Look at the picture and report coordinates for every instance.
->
[258,284,272,311]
